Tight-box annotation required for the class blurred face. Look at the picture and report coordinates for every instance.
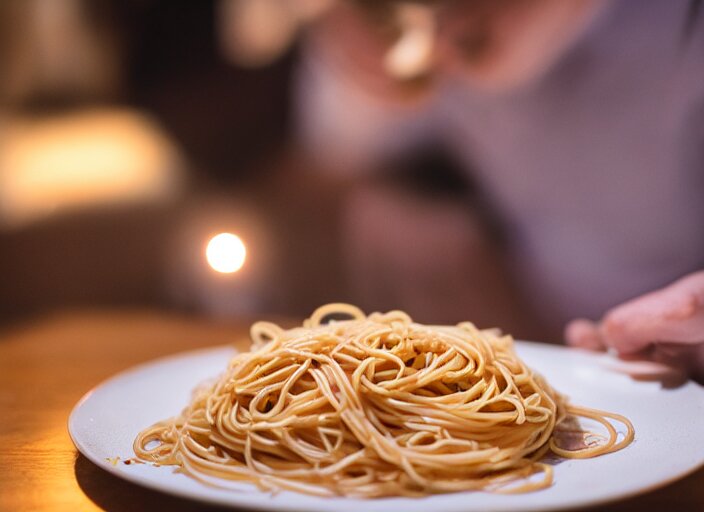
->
[349,0,600,91]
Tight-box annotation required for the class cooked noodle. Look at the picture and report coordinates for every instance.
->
[134,303,634,497]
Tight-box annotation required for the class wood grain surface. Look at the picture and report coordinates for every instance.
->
[0,310,701,511]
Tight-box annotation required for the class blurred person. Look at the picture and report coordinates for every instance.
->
[293,0,704,381]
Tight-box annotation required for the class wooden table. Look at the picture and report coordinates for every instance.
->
[0,310,702,511]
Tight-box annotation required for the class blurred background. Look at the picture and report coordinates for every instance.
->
[0,0,346,328]
[1,0,701,341]
[0,0,514,331]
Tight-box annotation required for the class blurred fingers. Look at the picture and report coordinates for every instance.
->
[564,318,605,351]
[600,271,704,355]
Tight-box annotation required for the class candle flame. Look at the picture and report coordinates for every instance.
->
[206,233,246,273]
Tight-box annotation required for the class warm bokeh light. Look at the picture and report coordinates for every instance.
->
[0,109,181,228]
[206,233,246,273]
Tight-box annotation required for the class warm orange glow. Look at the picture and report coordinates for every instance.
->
[0,108,181,228]
[206,233,246,274]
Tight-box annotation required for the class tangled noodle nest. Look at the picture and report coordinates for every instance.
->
[134,303,633,497]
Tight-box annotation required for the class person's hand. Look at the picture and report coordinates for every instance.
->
[565,272,704,384]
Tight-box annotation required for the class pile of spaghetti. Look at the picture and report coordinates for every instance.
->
[134,304,634,497]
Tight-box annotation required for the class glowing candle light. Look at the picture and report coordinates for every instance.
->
[206,233,246,274]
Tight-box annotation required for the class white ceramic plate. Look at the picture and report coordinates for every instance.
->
[69,342,704,512]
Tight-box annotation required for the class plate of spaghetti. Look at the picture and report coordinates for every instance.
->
[69,304,704,511]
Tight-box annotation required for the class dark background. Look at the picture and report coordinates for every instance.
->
[0,0,346,325]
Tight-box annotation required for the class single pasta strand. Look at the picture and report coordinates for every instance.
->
[134,303,635,498]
